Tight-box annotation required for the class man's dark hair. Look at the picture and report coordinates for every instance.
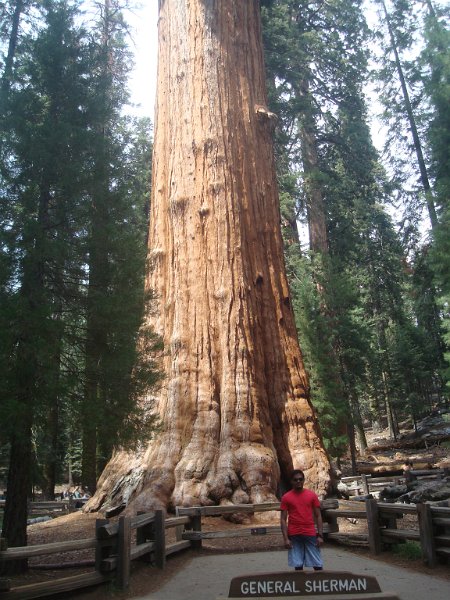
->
[291,469,304,479]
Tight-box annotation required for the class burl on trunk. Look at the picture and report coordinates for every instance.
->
[87,0,331,513]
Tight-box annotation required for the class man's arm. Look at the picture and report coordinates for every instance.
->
[313,505,324,546]
[280,509,292,549]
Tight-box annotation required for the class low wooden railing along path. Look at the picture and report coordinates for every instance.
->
[0,509,191,600]
[0,499,88,522]
[324,497,450,566]
[340,468,448,499]
[1,497,449,599]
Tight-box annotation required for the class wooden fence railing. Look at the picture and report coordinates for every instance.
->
[322,498,450,567]
[0,510,191,600]
[0,500,85,521]
[175,499,339,546]
[1,498,449,599]
[341,469,447,498]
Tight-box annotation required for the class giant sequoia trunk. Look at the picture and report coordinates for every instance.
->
[88,0,331,514]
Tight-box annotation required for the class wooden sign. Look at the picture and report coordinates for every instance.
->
[227,571,394,598]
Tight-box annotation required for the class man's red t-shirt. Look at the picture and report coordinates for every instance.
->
[280,488,320,536]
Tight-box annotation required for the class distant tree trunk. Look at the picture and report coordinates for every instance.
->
[378,0,437,229]
[41,294,64,501]
[2,180,50,570]
[353,404,368,455]
[88,0,331,513]
[1,428,32,574]
[346,422,358,475]
[81,262,105,493]
[297,82,329,255]
[41,401,59,501]
[296,79,351,457]
[81,0,113,494]
[0,0,24,97]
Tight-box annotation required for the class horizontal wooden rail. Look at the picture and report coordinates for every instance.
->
[176,502,280,517]
[96,522,119,539]
[0,538,96,561]
[432,517,450,526]
[323,509,367,519]
[131,541,155,561]
[97,510,179,540]
[327,532,368,544]
[182,525,281,540]
[27,502,69,509]
[377,502,417,515]
[341,476,403,484]
[165,516,190,528]
[434,534,450,543]
[429,505,450,515]
[0,572,111,600]
[166,540,191,555]
[130,512,156,529]
[381,528,421,541]
[0,501,69,508]
[410,469,445,477]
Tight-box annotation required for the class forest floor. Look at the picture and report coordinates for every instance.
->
[6,417,450,598]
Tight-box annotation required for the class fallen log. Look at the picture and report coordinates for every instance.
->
[357,462,432,475]
[366,434,449,452]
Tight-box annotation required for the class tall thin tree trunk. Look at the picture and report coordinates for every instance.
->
[2,181,50,569]
[88,0,331,514]
[346,422,358,476]
[0,0,24,97]
[81,0,113,493]
[349,390,367,454]
[1,429,31,574]
[42,400,59,501]
[296,79,351,453]
[297,82,329,255]
[41,305,63,501]
[379,0,437,229]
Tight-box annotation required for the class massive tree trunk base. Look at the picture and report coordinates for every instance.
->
[87,426,330,514]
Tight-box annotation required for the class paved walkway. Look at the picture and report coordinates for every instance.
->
[133,547,449,600]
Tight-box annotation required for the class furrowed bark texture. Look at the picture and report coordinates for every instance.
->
[88,0,331,514]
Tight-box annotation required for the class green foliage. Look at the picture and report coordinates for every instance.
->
[263,0,448,459]
[423,4,450,390]
[431,210,450,390]
[392,541,422,560]
[0,0,160,529]
[288,252,351,457]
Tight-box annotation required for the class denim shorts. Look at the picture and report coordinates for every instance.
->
[288,534,323,568]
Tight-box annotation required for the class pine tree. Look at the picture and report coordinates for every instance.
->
[423,2,450,391]
[0,1,159,556]
[79,0,160,492]
[0,0,92,558]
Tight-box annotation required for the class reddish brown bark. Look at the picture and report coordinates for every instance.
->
[88,0,331,514]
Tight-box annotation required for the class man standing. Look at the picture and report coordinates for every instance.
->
[280,469,324,571]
